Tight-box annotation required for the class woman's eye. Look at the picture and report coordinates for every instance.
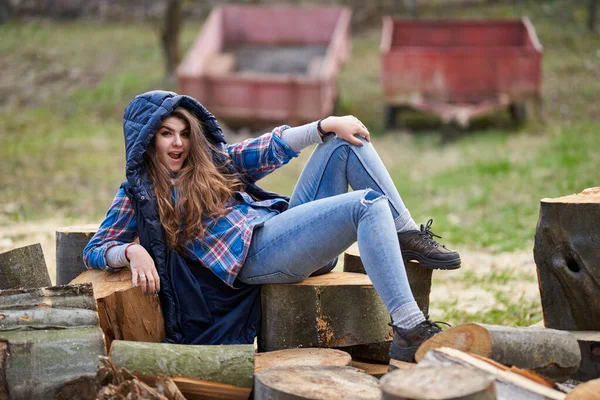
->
[182,131,190,138]
[161,130,171,136]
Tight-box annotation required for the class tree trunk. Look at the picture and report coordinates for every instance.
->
[0,283,105,400]
[0,243,51,289]
[254,366,380,400]
[110,340,254,389]
[565,378,600,399]
[420,348,566,400]
[415,324,581,382]
[161,0,182,79]
[71,268,165,351]
[380,365,496,400]
[56,225,97,285]
[344,243,432,315]
[255,348,351,373]
[259,272,392,352]
[590,0,598,32]
[534,187,600,380]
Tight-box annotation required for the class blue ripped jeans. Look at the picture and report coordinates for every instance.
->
[237,135,416,315]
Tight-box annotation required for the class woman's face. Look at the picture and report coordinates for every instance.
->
[155,116,191,173]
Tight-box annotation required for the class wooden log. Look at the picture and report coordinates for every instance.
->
[389,359,416,371]
[380,365,496,400]
[259,272,392,352]
[255,348,351,373]
[351,360,389,378]
[71,268,165,351]
[343,340,392,363]
[110,340,255,390]
[565,378,600,399]
[56,224,97,285]
[0,283,105,399]
[534,188,600,330]
[415,323,581,382]
[1,328,105,399]
[0,243,51,289]
[420,347,567,400]
[0,284,98,330]
[534,188,600,380]
[344,243,432,315]
[254,366,380,400]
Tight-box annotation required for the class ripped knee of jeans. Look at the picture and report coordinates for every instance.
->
[360,188,386,207]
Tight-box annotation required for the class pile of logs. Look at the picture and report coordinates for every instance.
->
[0,187,599,399]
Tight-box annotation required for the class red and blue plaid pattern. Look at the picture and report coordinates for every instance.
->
[84,127,298,287]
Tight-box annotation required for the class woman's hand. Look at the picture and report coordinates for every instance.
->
[320,115,370,146]
[127,244,160,295]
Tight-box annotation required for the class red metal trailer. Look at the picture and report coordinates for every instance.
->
[380,18,543,129]
[177,5,351,126]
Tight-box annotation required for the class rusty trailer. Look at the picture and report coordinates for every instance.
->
[177,5,352,126]
[380,18,543,129]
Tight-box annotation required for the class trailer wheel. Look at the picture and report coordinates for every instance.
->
[385,105,399,131]
[509,103,527,126]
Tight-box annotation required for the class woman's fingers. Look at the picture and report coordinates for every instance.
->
[138,271,148,294]
[152,269,161,293]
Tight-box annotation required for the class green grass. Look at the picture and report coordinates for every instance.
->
[1,0,599,255]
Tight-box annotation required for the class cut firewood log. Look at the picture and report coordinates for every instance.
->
[56,225,97,285]
[259,271,392,352]
[380,365,496,400]
[389,359,417,371]
[110,340,254,394]
[415,323,581,382]
[420,347,567,400]
[0,243,51,289]
[0,284,105,400]
[254,366,380,400]
[565,378,600,399]
[344,243,432,315]
[351,360,390,378]
[534,187,600,380]
[71,268,165,351]
[255,348,351,373]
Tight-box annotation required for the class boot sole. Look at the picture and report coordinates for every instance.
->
[402,251,461,270]
[389,342,418,362]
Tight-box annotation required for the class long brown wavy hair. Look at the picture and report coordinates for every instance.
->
[144,107,244,252]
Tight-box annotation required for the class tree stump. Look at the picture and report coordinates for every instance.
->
[420,348,566,400]
[56,225,97,285]
[255,348,351,373]
[0,243,51,289]
[534,187,600,380]
[259,272,392,352]
[344,243,432,315]
[110,340,254,397]
[71,268,165,351]
[415,324,581,382]
[0,284,105,400]
[254,366,380,400]
[380,365,496,400]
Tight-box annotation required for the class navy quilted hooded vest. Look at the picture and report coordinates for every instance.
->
[120,90,280,344]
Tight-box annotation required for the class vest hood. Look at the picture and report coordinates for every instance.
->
[122,90,227,181]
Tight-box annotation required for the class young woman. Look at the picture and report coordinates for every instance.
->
[84,90,461,362]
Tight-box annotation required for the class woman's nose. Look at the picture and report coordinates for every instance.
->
[173,134,183,146]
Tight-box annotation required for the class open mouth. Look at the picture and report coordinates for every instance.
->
[168,152,182,160]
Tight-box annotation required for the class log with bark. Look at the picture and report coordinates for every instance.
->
[344,243,432,315]
[255,348,351,373]
[0,284,106,400]
[254,366,381,400]
[259,271,392,352]
[110,340,254,398]
[534,187,600,380]
[0,243,51,289]
[71,268,165,351]
[56,224,97,285]
[380,365,496,400]
[415,323,581,382]
[419,347,567,400]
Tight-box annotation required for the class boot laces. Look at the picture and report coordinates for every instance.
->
[422,317,451,335]
[418,219,444,248]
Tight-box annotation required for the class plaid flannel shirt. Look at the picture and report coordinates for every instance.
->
[84,126,298,287]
